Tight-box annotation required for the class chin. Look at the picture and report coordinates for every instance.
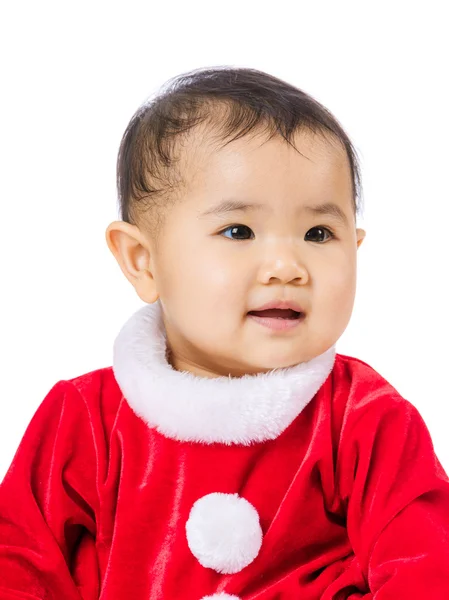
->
[248,354,307,373]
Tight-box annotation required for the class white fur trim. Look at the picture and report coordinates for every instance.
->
[186,492,263,574]
[201,595,241,599]
[112,300,336,445]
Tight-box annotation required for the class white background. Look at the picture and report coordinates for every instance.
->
[1,0,448,480]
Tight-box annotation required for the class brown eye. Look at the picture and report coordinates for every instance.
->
[305,227,335,243]
[219,225,335,242]
[219,225,254,240]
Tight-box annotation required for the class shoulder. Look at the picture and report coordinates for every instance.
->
[66,365,121,402]
[57,366,126,434]
[333,352,402,397]
[332,352,423,431]
[334,351,390,378]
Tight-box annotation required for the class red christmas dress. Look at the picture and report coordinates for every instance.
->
[1,300,449,599]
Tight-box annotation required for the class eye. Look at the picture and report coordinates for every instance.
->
[305,226,335,243]
[218,224,336,242]
[219,224,254,240]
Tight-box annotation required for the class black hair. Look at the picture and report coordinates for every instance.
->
[116,66,363,241]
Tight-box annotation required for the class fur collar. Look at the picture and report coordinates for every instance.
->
[112,301,336,445]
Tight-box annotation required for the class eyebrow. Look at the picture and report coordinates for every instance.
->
[198,198,350,226]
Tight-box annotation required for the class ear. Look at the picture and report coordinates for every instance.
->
[105,221,159,304]
[356,227,366,249]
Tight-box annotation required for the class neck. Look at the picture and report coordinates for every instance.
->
[112,300,337,445]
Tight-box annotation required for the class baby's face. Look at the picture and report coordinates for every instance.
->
[141,127,365,378]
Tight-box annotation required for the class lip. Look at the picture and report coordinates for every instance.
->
[247,312,305,331]
[249,299,305,313]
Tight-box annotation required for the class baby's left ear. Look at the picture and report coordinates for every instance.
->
[356,228,366,248]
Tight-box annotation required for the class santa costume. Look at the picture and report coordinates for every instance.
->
[1,299,449,599]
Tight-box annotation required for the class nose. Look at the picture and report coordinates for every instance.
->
[258,252,309,285]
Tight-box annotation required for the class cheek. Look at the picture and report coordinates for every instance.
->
[162,243,241,307]
[192,248,245,295]
[318,256,357,306]
[331,267,355,293]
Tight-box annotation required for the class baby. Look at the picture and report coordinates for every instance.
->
[1,67,448,599]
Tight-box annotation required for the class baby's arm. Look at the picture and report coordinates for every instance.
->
[339,393,449,597]
[0,381,100,599]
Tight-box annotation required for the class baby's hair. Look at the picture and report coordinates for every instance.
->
[116,66,363,244]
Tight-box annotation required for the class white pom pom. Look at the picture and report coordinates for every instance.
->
[201,595,241,599]
[186,492,263,574]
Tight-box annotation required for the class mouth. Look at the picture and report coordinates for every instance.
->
[247,308,305,331]
[248,308,303,319]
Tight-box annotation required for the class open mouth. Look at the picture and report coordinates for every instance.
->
[247,308,303,319]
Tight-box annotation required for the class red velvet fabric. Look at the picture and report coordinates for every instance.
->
[1,353,449,598]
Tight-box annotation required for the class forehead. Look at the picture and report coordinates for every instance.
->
[181,125,353,215]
